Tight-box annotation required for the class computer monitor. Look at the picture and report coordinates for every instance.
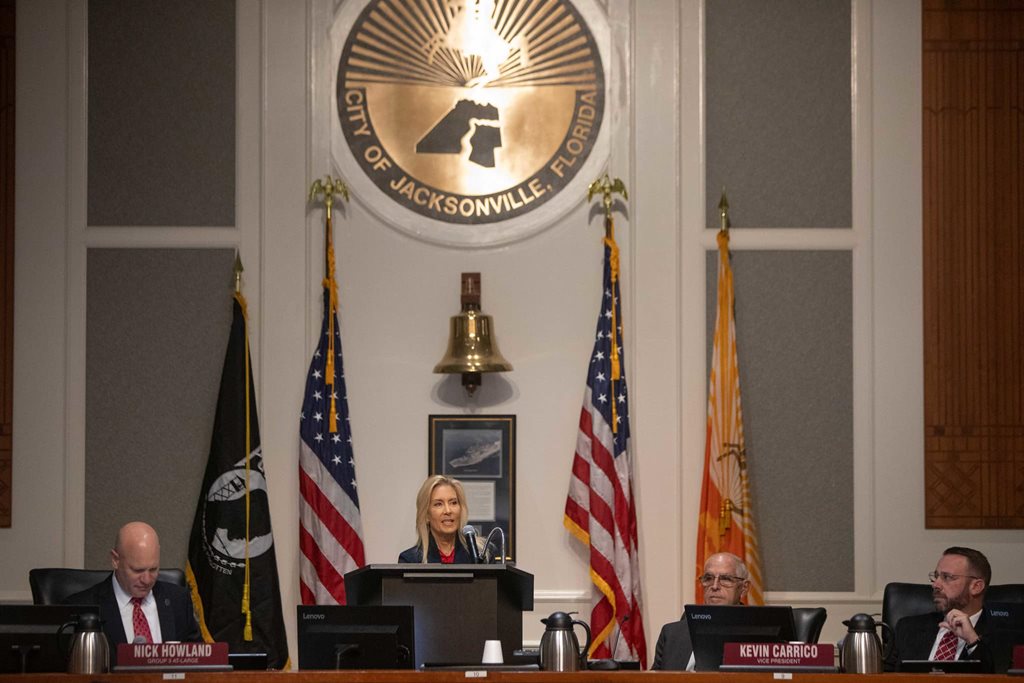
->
[980,601,1024,674]
[685,604,797,672]
[0,604,100,674]
[898,659,986,674]
[297,605,415,670]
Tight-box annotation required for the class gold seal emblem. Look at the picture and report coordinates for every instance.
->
[331,0,608,246]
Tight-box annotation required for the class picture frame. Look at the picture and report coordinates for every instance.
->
[428,414,515,561]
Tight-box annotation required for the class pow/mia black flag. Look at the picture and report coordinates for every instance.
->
[186,292,289,669]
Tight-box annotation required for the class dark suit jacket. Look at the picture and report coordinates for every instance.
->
[398,534,476,563]
[64,575,201,663]
[888,610,994,673]
[651,616,692,671]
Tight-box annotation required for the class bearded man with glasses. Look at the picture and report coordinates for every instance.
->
[888,546,994,672]
[651,552,750,670]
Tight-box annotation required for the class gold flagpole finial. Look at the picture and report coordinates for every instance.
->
[588,173,628,235]
[233,252,244,294]
[717,188,730,234]
[308,175,350,220]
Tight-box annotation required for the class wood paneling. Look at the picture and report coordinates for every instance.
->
[923,0,1024,528]
[0,0,14,528]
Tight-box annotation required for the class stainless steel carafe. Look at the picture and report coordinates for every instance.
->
[59,612,109,674]
[538,611,591,671]
[840,613,892,673]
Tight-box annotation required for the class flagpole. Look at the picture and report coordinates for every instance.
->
[300,175,366,607]
[187,253,291,667]
[564,173,647,667]
[227,252,256,640]
[696,189,766,606]
[718,188,730,234]
[308,175,350,274]
[587,174,629,429]
[309,176,350,434]
[233,252,243,294]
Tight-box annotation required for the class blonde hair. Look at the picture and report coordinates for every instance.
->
[414,475,470,564]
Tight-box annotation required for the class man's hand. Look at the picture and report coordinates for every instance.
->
[940,609,979,645]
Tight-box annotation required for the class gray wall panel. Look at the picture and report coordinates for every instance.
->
[86,248,235,569]
[88,0,235,226]
[707,249,853,591]
[706,0,851,228]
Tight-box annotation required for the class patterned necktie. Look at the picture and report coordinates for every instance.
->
[934,629,959,661]
[131,597,154,644]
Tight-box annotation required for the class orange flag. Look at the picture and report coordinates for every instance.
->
[695,229,764,605]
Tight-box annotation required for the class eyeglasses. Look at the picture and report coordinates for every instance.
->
[699,573,747,588]
[928,571,980,583]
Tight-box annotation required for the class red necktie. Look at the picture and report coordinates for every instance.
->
[131,597,154,644]
[934,629,959,661]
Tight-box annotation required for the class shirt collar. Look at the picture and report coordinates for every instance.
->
[111,573,152,609]
[938,608,982,634]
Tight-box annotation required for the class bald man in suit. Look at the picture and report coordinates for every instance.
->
[64,522,200,663]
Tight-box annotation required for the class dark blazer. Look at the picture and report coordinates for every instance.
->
[651,616,692,671]
[398,534,476,563]
[63,575,201,663]
[888,610,994,673]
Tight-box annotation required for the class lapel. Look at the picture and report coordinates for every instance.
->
[94,577,128,645]
[901,612,943,658]
[917,609,989,660]
[425,535,441,562]
[152,582,174,641]
[957,608,988,661]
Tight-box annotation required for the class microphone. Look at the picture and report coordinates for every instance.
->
[484,526,506,565]
[588,614,629,670]
[462,525,481,563]
[133,636,148,644]
[611,614,629,657]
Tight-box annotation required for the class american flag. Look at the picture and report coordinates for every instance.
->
[564,227,647,667]
[299,219,366,604]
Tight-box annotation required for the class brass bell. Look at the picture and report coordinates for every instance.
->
[434,272,512,395]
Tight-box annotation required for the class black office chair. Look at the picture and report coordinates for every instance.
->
[882,581,1024,636]
[881,582,932,633]
[29,567,187,605]
[792,607,827,644]
[882,581,1024,673]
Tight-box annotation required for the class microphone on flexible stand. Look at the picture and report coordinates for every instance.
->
[588,614,630,670]
[483,526,506,564]
[462,525,481,563]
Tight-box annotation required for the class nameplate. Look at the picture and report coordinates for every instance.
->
[116,642,229,669]
[1014,644,1024,670]
[722,642,833,668]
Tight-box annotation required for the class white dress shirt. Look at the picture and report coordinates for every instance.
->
[111,575,164,643]
[927,609,981,660]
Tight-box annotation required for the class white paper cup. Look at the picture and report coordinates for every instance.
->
[482,640,503,664]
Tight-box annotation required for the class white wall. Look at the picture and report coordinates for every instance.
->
[6,0,1023,666]
[5,0,71,593]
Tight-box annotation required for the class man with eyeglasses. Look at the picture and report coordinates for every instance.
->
[651,552,750,670]
[888,546,994,672]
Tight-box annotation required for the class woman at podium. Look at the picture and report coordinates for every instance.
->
[398,475,480,563]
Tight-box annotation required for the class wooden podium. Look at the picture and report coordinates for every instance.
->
[344,564,534,667]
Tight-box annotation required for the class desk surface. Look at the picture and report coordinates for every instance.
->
[0,671,1013,682]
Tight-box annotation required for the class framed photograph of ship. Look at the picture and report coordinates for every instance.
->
[428,414,515,561]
